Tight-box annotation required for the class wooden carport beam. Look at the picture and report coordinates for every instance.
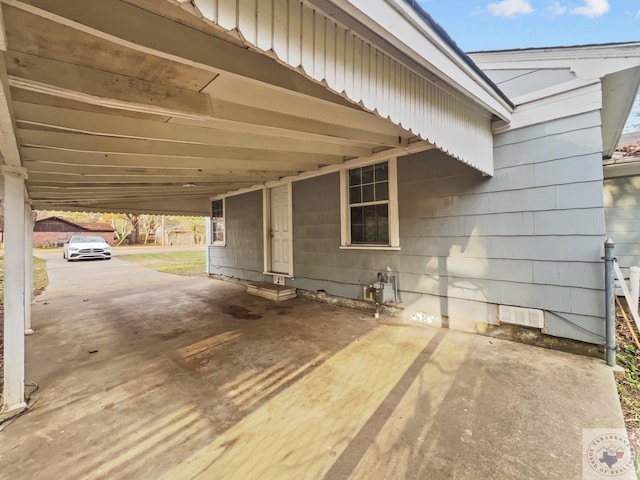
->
[22,161,297,179]
[6,51,211,119]
[0,55,20,167]
[26,172,269,184]
[17,130,344,165]
[5,0,406,148]
[8,57,402,149]
[5,0,350,105]
[13,102,373,158]
[20,148,310,173]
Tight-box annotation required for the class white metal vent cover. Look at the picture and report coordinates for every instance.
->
[498,305,545,329]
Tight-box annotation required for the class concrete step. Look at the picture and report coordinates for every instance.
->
[247,282,297,302]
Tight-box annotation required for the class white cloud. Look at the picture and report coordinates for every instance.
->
[546,2,568,15]
[571,0,610,18]
[636,10,640,19]
[487,0,534,17]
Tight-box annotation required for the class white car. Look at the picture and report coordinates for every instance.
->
[63,235,112,262]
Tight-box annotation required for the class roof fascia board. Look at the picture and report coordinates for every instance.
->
[470,43,640,80]
[510,78,599,106]
[492,81,602,135]
[307,0,512,120]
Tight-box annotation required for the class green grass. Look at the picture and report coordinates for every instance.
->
[0,255,49,305]
[118,251,206,277]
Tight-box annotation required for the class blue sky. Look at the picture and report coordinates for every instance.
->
[416,0,640,132]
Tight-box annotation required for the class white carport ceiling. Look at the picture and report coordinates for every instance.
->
[0,0,421,216]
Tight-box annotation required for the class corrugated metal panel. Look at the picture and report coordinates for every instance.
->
[190,0,494,174]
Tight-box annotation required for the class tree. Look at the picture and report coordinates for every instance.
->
[125,214,139,245]
[139,215,161,244]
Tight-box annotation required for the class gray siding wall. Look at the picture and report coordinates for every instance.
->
[604,176,640,271]
[209,112,607,344]
[208,190,267,283]
[289,111,606,344]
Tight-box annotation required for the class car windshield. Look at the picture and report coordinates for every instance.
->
[70,236,107,243]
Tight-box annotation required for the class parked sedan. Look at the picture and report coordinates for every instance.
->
[63,235,112,261]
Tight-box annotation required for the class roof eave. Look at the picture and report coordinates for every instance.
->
[309,0,513,121]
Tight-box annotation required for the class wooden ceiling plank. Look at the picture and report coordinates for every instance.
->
[7,51,211,119]
[17,129,342,165]
[20,148,310,172]
[207,99,403,148]
[26,171,274,184]
[14,102,372,157]
[22,160,297,178]
[5,0,354,107]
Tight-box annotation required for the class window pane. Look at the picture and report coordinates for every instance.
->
[212,219,224,243]
[349,186,361,204]
[349,168,361,187]
[375,162,388,182]
[363,205,377,243]
[375,181,389,201]
[362,184,375,203]
[361,165,374,184]
[351,224,364,244]
[350,206,363,224]
[212,199,223,217]
[377,204,389,243]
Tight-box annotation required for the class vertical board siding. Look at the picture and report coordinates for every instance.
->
[208,190,267,282]
[190,0,494,174]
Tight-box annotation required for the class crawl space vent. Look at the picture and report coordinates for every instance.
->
[498,305,545,329]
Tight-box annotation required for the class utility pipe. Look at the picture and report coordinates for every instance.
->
[604,238,616,367]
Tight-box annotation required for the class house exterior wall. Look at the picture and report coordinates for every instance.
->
[604,175,640,272]
[208,111,607,344]
[209,190,266,283]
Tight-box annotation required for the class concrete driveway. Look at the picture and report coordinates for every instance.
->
[0,254,630,479]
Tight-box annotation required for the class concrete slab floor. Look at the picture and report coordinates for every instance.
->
[0,254,629,479]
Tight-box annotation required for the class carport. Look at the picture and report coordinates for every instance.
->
[0,0,511,412]
[0,251,628,479]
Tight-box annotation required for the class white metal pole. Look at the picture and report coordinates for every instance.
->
[630,267,640,316]
[205,216,211,275]
[24,204,34,335]
[3,171,27,412]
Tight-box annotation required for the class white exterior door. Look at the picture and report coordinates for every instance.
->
[270,185,290,274]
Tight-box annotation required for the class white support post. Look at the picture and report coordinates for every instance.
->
[630,267,640,316]
[2,170,27,412]
[24,204,34,335]
[205,216,212,275]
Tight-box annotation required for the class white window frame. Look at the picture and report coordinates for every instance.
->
[340,157,400,251]
[211,197,226,247]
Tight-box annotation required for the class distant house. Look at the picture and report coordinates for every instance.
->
[34,216,115,247]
